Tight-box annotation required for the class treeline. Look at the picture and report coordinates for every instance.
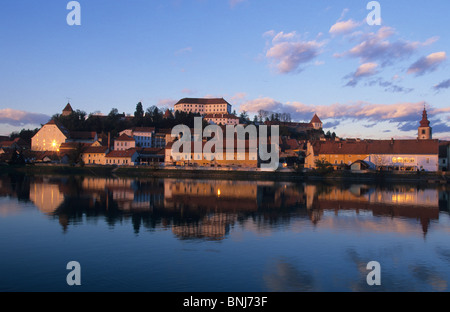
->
[50,102,209,138]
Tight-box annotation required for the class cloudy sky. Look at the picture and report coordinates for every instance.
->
[1,0,449,139]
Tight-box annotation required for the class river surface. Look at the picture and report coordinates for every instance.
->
[0,173,449,292]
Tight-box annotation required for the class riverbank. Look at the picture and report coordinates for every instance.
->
[1,164,449,184]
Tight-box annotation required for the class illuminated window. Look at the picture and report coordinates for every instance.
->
[392,157,397,163]
[397,157,403,163]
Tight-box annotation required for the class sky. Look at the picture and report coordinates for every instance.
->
[0,0,449,139]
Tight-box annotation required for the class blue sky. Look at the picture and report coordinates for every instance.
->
[0,0,449,139]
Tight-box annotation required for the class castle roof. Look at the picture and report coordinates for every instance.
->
[311,114,322,124]
[175,98,231,106]
[63,103,73,113]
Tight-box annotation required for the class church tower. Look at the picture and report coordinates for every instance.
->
[418,107,432,140]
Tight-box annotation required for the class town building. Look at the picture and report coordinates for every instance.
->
[120,127,155,148]
[81,145,110,165]
[31,120,69,152]
[204,113,240,126]
[174,98,232,115]
[114,134,136,151]
[439,141,450,171]
[264,114,323,132]
[165,140,259,169]
[105,149,139,166]
[305,138,439,172]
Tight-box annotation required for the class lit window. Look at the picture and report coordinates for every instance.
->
[392,157,397,163]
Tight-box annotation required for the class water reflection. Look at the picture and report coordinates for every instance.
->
[0,174,449,239]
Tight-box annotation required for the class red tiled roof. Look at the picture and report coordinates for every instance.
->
[175,98,231,105]
[115,134,135,142]
[69,131,96,140]
[311,139,439,156]
[132,127,155,133]
[63,103,73,112]
[311,114,322,124]
[138,148,165,155]
[205,114,239,119]
[106,149,137,158]
[83,146,109,154]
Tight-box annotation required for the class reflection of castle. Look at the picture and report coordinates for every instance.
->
[1,173,447,238]
[164,179,259,211]
[172,213,236,241]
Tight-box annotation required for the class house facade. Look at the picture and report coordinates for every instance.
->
[31,120,69,152]
[165,140,258,168]
[305,139,439,172]
[81,145,109,165]
[114,134,136,151]
[174,98,232,115]
[105,149,138,166]
[439,142,450,171]
[204,113,240,126]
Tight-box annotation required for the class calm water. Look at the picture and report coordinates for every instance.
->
[0,173,449,292]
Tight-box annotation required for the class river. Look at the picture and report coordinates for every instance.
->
[0,173,449,292]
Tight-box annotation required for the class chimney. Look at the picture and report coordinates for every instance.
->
[391,138,394,144]
[108,132,111,150]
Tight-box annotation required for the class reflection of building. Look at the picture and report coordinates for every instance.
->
[164,179,259,211]
[172,213,235,240]
[30,181,65,214]
[305,184,440,234]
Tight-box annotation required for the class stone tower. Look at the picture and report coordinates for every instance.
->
[62,103,73,116]
[418,107,432,140]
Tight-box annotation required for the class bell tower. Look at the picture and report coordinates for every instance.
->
[418,106,432,140]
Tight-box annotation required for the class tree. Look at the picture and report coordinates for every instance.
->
[134,102,144,120]
[314,158,334,175]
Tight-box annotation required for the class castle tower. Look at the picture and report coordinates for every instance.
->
[62,103,73,116]
[310,114,323,130]
[418,107,432,140]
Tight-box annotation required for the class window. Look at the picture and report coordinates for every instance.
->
[392,157,397,163]
[422,129,426,134]
[426,158,430,164]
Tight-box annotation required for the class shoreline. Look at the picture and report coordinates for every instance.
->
[1,164,449,185]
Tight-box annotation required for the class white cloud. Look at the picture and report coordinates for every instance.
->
[407,51,447,76]
[329,19,360,35]
[264,31,324,74]
[0,108,50,127]
[335,26,438,66]
[355,62,378,77]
